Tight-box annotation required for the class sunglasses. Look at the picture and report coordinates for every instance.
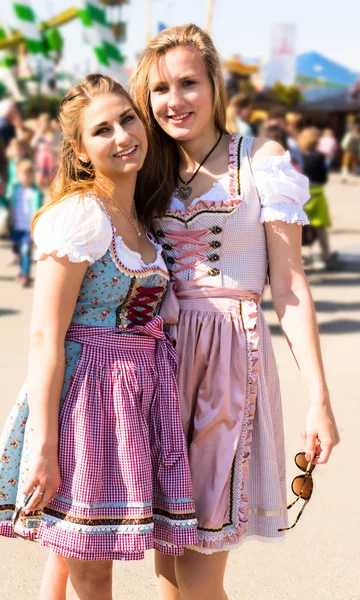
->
[12,489,37,539]
[278,452,316,531]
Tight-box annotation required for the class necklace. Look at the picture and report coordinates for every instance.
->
[117,203,141,237]
[177,131,223,201]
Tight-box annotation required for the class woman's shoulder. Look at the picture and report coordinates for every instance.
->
[251,137,286,162]
[34,191,112,264]
[249,137,310,225]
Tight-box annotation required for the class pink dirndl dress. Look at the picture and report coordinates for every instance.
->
[155,134,310,553]
[0,193,198,560]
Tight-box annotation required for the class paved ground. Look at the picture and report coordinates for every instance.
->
[0,174,359,599]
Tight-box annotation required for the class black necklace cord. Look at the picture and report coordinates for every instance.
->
[178,131,223,185]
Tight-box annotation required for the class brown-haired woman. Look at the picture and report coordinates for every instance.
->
[0,74,197,599]
[132,23,339,600]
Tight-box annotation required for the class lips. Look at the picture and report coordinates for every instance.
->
[113,145,137,158]
[168,112,192,123]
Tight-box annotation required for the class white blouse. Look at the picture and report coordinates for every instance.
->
[170,152,310,225]
[33,193,167,271]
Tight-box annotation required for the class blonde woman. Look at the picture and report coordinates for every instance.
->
[0,74,197,600]
[132,24,339,600]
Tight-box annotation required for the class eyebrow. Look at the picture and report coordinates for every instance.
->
[90,108,133,130]
[151,73,198,87]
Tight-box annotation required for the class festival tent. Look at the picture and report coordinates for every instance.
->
[296,51,358,102]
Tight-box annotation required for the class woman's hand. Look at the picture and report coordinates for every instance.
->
[21,446,61,513]
[304,403,340,464]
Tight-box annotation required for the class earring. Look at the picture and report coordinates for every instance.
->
[78,153,89,163]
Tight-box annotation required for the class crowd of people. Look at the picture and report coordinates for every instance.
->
[1,85,359,289]
[0,100,61,285]
[0,23,342,599]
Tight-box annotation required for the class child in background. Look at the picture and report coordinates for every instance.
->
[31,113,58,190]
[5,137,33,193]
[7,159,43,286]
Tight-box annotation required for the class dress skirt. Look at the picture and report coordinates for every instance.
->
[0,317,198,560]
[169,285,288,554]
[304,185,332,228]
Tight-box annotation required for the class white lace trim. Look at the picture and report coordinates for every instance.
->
[114,234,167,272]
[34,193,112,265]
[251,150,292,170]
[34,192,168,270]
[260,203,309,225]
[186,534,285,555]
[196,303,255,546]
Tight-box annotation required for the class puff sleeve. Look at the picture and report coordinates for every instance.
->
[252,152,310,225]
[33,193,112,264]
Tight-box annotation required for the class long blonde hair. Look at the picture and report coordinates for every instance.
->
[33,74,143,230]
[131,23,228,221]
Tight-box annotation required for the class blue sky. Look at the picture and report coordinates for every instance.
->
[2,0,359,74]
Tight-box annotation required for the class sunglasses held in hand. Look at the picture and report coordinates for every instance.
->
[12,489,38,539]
[279,452,316,531]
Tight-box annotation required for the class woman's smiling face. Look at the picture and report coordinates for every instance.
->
[80,93,148,179]
[148,45,214,143]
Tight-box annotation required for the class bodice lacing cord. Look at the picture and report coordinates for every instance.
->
[166,229,212,280]
[126,286,164,325]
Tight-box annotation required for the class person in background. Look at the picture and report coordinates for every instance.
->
[225,92,253,136]
[0,137,8,237]
[299,127,338,269]
[317,128,339,171]
[6,159,43,286]
[0,136,7,199]
[5,137,34,193]
[31,113,58,190]
[17,124,35,146]
[50,118,63,163]
[5,138,34,262]
[0,98,23,148]
[340,120,360,182]
[261,122,289,149]
[266,108,304,170]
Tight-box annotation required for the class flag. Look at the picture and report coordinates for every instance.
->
[12,0,45,54]
[78,0,125,70]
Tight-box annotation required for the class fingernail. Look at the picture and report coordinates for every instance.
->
[305,452,311,461]
[24,510,29,515]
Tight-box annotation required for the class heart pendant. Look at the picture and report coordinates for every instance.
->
[177,185,192,201]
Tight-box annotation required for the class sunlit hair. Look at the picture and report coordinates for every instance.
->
[298,127,321,152]
[131,23,228,221]
[32,74,144,231]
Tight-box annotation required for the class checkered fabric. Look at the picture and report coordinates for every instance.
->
[154,135,289,553]
[12,317,197,560]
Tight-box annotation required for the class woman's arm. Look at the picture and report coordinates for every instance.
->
[265,220,339,464]
[23,254,88,512]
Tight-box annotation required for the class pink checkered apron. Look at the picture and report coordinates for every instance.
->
[33,316,198,560]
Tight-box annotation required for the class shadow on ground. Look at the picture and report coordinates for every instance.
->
[309,276,360,287]
[262,299,360,313]
[268,319,360,336]
[0,309,20,317]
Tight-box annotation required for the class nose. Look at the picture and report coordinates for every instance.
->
[168,85,183,111]
[113,123,132,147]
